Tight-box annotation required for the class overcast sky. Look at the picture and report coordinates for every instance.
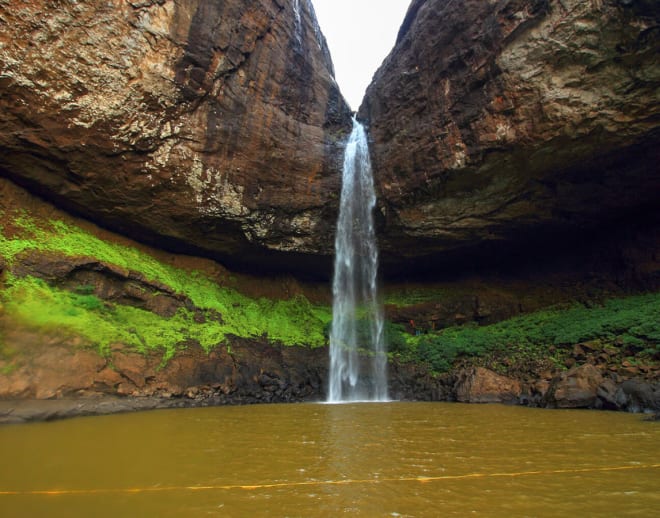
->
[310,0,411,110]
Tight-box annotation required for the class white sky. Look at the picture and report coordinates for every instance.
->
[310,0,411,110]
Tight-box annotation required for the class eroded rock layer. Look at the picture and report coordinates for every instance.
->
[0,0,351,276]
[361,0,660,275]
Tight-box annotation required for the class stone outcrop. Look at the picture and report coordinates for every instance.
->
[0,0,351,276]
[454,367,522,404]
[360,0,660,275]
[543,363,660,412]
[0,337,327,402]
[11,250,196,318]
[543,363,604,408]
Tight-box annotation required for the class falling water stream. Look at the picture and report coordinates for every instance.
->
[328,117,387,402]
[293,0,302,46]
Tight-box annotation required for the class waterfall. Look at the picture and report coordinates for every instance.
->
[293,0,302,47]
[328,117,388,403]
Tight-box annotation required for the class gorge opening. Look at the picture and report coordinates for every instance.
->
[310,0,410,109]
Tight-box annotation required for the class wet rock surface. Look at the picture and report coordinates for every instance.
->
[0,339,447,424]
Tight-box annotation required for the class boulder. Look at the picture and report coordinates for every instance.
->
[544,363,604,408]
[615,378,660,413]
[596,377,622,410]
[454,367,522,404]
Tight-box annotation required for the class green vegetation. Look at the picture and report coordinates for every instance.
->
[388,294,660,373]
[1,208,658,374]
[3,276,230,360]
[0,210,331,360]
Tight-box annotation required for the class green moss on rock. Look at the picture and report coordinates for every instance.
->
[0,209,331,359]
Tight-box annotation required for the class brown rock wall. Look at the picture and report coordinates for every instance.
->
[0,331,328,402]
[0,0,351,276]
[2,0,658,278]
[361,0,660,274]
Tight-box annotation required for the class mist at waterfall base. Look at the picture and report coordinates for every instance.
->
[328,118,388,403]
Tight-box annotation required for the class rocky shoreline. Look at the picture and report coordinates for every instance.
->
[0,393,335,425]
[2,379,657,426]
[0,397,185,425]
[1,344,658,425]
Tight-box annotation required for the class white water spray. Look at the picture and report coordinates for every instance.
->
[328,117,388,402]
[293,0,302,47]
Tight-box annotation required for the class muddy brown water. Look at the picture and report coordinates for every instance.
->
[0,402,658,517]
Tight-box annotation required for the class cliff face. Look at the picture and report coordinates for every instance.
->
[0,0,351,276]
[360,0,660,275]
[1,0,658,279]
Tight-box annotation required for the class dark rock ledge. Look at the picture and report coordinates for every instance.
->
[2,355,658,424]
